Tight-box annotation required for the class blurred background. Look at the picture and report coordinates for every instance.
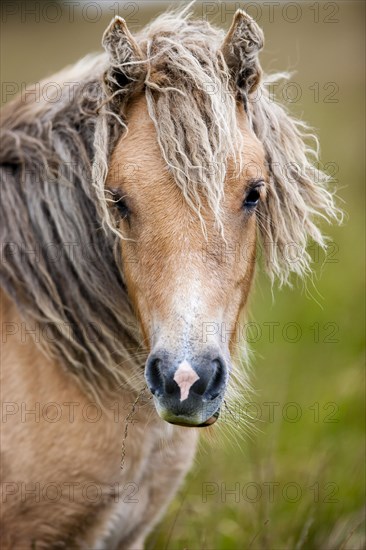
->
[1,1,364,548]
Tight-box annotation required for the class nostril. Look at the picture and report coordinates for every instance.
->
[205,358,226,400]
[164,377,177,395]
[190,376,208,396]
[146,357,163,396]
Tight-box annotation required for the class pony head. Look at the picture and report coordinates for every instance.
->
[99,11,338,426]
[0,8,339,426]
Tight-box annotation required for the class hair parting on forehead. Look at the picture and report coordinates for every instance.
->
[0,7,341,394]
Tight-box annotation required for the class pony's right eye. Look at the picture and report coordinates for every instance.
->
[107,188,130,219]
[115,196,130,219]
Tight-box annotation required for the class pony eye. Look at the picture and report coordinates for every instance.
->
[107,188,130,219]
[115,196,130,219]
[243,186,262,209]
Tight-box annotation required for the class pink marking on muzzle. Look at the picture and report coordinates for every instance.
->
[173,360,200,402]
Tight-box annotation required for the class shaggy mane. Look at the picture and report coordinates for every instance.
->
[0,7,340,394]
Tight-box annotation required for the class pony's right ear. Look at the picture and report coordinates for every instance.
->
[102,16,145,94]
[221,10,264,96]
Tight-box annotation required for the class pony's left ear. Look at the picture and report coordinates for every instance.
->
[102,16,145,95]
[221,10,264,95]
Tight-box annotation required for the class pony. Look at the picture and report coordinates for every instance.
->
[0,6,339,548]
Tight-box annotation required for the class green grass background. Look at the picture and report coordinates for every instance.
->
[1,1,364,548]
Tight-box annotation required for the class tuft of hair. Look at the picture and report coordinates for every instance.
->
[251,74,342,285]
[0,56,145,397]
[140,10,239,233]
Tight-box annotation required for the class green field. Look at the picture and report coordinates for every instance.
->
[1,1,364,548]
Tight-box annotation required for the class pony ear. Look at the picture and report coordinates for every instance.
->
[221,10,264,95]
[102,16,145,94]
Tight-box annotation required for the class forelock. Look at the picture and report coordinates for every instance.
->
[138,13,240,230]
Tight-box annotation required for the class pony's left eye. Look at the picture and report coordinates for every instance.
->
[243,185,262,209]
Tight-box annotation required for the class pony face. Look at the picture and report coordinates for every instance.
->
[0,8,340,421]
[107,95,267,426]
[98,10,339,421]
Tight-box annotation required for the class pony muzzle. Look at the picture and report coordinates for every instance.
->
[145,349,227,427]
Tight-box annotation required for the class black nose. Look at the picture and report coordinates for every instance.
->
[145,349,227,425]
